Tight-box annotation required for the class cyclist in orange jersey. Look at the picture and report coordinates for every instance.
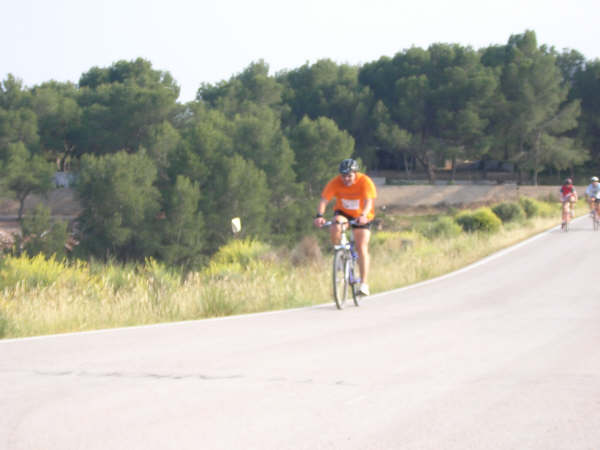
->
[313,159,377,296]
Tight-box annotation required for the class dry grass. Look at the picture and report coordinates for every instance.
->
[0,213,561,339]
[371,216,557,293]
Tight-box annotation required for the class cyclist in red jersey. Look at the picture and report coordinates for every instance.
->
[313,159,377,296]
[559,178,577,228]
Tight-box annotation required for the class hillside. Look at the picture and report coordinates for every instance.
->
[0,189,81,247]
[0,184,568,248]
[0,188,81,217]
[376,184,567,211]
[0,184,568,218]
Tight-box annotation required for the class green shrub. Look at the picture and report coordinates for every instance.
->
[204,238,275,279]
[492,202,526,223]
[0,308,7,338]
[419,216,463,239]
[370,231,403,247]
[456,207,502,233]
[211,238,271,266]
[141,258,181,293]
[86,258,139,294]
[370,230,422,252]
[0,253,67,290]
[519,197,540,218]
[517,196,557,219]
[455,210,476,232]
[536,200,557,218]
[473,207,502,232]
[538,193,560,203]
[290,236,322,266]
[17,204,69,259]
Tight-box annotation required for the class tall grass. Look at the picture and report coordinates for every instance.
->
[0,212,560,339]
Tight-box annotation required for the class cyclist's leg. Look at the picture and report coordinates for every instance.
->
[569,195,577,220]
[352,227,371,285]
[330,213,348,245]
[561,200,569,223]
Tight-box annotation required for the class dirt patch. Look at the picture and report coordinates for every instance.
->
[0,219,20,249]
[376,184,567,212]
[0,188,81,217]
[0,189,81,250]
[0,184,567,243]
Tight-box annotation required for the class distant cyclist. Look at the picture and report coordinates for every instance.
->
[584,176,600,217]
[313,159,377,296]
[559,178,577,226]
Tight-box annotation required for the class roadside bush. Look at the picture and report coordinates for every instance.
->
[0,253,68,290]
[290,235,322,266]
[17,204,69,259]
[492,202,526,223]
[473,208,502,232]
[211,238,272,266]
[419,216,463,239]
[518,197,556,218]
[539,193,561,203]
[455,210,476,232]
[456,207,502,233]
[0,308,7,338]
[371,230,422,252]
[519,197,540,218]
[536,200,557,218]
[140,258,181,294]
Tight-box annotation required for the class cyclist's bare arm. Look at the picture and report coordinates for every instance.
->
[314,198,329,227]
[357,198,374,225]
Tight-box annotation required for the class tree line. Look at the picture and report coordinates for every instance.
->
[1,30,599,266]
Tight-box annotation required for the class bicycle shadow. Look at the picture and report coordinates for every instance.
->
[313,300,364,312]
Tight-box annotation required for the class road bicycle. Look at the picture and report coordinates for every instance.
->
[587,198,600,231]
[561,200,575,232]
[323,220,361,309]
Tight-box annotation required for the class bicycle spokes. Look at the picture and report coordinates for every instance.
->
[333,251,347,309]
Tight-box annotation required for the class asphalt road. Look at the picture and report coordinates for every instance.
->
[2,217,600,450]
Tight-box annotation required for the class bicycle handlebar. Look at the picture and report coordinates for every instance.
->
[322,219,358,227]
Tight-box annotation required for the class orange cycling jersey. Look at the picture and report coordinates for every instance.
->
[321,172,377,220]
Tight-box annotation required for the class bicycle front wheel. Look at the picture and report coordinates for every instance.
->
[348,258,360,307]
[333,250,347,309]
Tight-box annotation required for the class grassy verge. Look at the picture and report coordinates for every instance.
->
[0,203,563,339]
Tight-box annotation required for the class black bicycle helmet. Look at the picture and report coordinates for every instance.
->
[339,158,359,174]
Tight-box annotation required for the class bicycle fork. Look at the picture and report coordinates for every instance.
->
[347,245,360,285]
[335,232,361,285]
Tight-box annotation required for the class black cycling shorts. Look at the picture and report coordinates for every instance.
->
[333,210,372,230]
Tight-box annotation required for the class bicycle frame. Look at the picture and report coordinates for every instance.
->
[324,220,361,309]
[561,200,574,232]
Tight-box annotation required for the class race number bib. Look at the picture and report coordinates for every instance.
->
[341,198,360,210]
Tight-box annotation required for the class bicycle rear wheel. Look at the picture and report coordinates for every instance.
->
[333,250,347,309]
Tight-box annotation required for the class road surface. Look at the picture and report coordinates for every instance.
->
[2,217,600,449]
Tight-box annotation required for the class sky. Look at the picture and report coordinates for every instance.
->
[3,0,599,103]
